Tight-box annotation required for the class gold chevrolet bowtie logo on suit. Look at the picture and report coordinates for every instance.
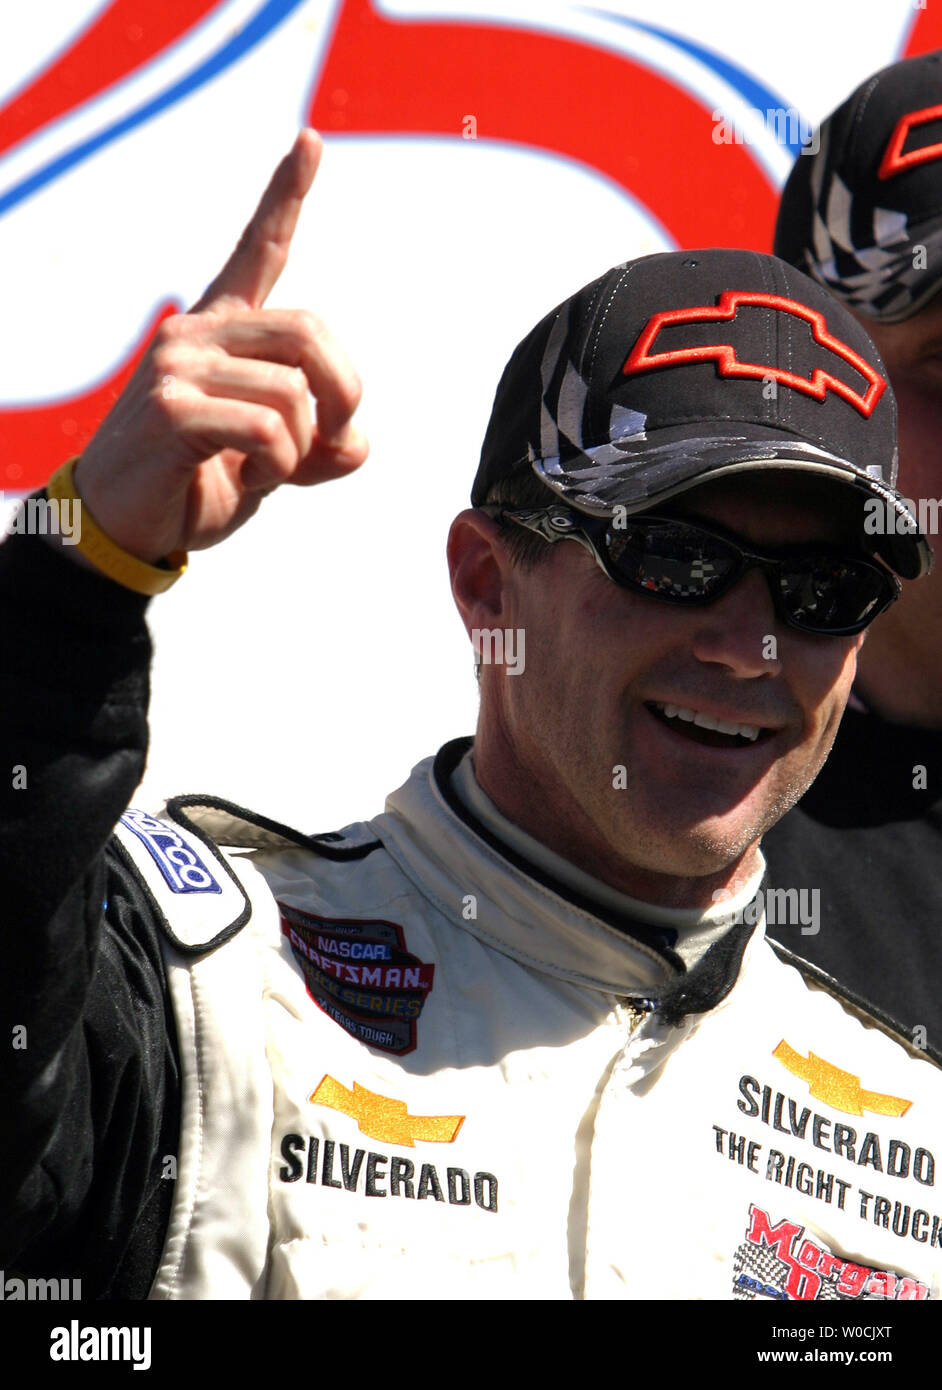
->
[310,1075,465,1146]
[773,1041,912,1118]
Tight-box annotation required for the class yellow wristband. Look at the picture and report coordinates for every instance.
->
[46,457,187,596]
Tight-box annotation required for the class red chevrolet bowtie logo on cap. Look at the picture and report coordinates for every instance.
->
[621,291,886,418]
[878,101,942,180]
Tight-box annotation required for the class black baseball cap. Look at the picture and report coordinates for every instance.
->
[473,247,931,579]
[775,50,942,322]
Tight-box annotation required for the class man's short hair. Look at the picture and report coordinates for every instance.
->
[483,469,555,570]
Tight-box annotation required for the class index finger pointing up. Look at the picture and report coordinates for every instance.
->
[193,128,323,313]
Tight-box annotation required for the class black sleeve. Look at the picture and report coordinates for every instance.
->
[0,528,180,1299]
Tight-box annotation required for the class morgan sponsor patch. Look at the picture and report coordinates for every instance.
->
[279,902,435,1055]
[733,1203,931,1301]
[119,809,222,894]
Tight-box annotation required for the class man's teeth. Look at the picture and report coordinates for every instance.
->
[657,703,761,742]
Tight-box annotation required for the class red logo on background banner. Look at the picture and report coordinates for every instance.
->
[0,303,179,490]
[622,291,886,418]
[0,0,783,491]
[878,102,942,180]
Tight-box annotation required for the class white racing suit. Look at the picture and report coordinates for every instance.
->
[114,738,942,1301]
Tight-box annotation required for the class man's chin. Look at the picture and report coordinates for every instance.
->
[625,793,801,880]
[626,828,761,882]
[664,757,815,830]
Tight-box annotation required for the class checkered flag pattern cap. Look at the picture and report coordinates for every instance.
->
[473,247,931,579]
[775,51,942,322]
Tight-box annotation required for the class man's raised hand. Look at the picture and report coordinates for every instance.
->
[72,129,367,564]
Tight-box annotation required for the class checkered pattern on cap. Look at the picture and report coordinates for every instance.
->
[775,52,942,322]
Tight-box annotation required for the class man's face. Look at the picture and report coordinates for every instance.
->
[474,473,866,900]
[859,292,942,507]
[844,295,941,725]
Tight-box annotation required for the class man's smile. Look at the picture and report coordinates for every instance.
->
[644,700,780,750]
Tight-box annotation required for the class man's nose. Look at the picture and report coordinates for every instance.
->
[689,567,784,677]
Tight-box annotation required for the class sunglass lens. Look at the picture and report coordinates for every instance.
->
[778,557,890,633]
[604,521,739,599]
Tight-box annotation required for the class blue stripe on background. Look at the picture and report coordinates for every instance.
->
[0,0,306,219]
[582,9,808,158]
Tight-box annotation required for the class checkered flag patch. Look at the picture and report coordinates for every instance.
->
[733,1239,790,1300]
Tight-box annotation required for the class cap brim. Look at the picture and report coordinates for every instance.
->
[855,266,942,325]
[533,425,932,580]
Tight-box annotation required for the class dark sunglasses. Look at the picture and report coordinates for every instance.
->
[490,504,900,636]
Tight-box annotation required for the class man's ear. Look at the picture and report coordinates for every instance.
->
[447,509,512,638]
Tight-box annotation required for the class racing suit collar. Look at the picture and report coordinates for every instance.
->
[448,743,762,971]
[376,738,764,1018]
